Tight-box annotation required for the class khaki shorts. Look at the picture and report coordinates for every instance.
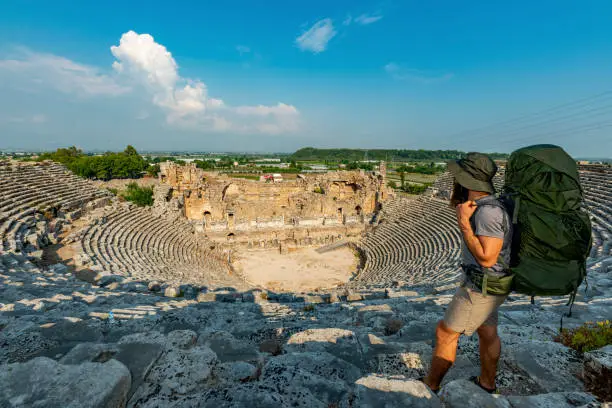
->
[443,283,507,336]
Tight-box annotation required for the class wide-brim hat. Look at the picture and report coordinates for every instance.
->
[447,153,497,194]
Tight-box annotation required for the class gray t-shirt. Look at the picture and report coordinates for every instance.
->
[461,195,512,277]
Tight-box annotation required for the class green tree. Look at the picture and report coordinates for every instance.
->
[124,145,139,156]
[37,145,148,180]
[147,163,161,177]
[121,182,154,206]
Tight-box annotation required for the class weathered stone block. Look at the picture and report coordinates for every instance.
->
[123,282,147,292]
[147,281,161,292]
[259,338,283,356]
[285,328,363,368]
[26,249,43,259]
[347,293,364,302]
[268,293,296,303]
[167,330,198,349]
[74,268,107,284]
[128,345,218,404]
[197,292,217,302]
[98,274,124,287]
[583,344,612,402]
[198,331,259,363]
[214,361,258,383]
[0,357,131,408]
[439,379,510,408]
[385,318,404,335]
[362,290,389,300]
[59,342,120,365]
[164,286,182,298]
[304,294,327,304]
[114,342,164,400]
[49,263,68,274]
[180,284,197,299]
[507,391,598,408]
[40,320,103,343]
[214,292,242,302]
[354,374,441,407]
[505,341,583,393]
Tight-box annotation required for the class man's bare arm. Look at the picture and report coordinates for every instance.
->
[456,201,504,268]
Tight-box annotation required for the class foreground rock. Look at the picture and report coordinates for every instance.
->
[354,374,441,407]
[507,392,598,407]
[439,379,601,408]
[583,344,612,402]
[0,357,131,408]
[439,379,510,408]
[1,254,609,407]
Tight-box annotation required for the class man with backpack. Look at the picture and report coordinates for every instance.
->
[423,152,513,394]
[423,145,591,395]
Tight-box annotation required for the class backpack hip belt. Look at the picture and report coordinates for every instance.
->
[461,263,514,296]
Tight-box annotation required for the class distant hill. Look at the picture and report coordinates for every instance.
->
[289,147,508,162]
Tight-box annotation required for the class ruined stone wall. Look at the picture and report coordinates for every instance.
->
[208,224,364,250]
[158,162,388,236]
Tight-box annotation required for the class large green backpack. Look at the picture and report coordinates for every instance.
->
[502,144,592,299]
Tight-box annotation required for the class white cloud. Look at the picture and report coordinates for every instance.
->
[234,103,298,116]
[295,19,337,53]
[0,34,299,135]
[111,31,299,133]
[1,114,47,124]
[0,50,129,96]
[384,62,454,84]
[135,110,150,120]
[384,63,400,74]
[236,45,251,55]
[31,114,47,123]
[354,14,383,25]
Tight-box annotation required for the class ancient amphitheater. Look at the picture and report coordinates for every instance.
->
[1,159,611,407]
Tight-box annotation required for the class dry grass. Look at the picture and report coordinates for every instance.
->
[555,320,612,353]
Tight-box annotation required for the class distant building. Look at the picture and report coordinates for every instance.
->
[259,173,283,182]
[309,164,328,171]
[254,158,281,163]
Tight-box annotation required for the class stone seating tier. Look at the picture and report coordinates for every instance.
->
[0,162,112,256]
[78,205,242,288]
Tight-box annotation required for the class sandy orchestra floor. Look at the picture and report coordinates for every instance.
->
[233,247,357,292]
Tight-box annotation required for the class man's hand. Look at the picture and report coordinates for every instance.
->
[455,200,478,229]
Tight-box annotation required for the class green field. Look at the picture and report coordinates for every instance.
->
[387,172,438,184]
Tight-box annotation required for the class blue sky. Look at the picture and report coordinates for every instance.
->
[0,0,611,157]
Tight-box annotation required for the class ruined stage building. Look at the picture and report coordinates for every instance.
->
[157,162,390,246]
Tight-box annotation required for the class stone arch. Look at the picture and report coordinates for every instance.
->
[348,182,361,193]
[355,205,362,215]
[227,211,235,229]
[203,211,212,225]
[221,183,240,201]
